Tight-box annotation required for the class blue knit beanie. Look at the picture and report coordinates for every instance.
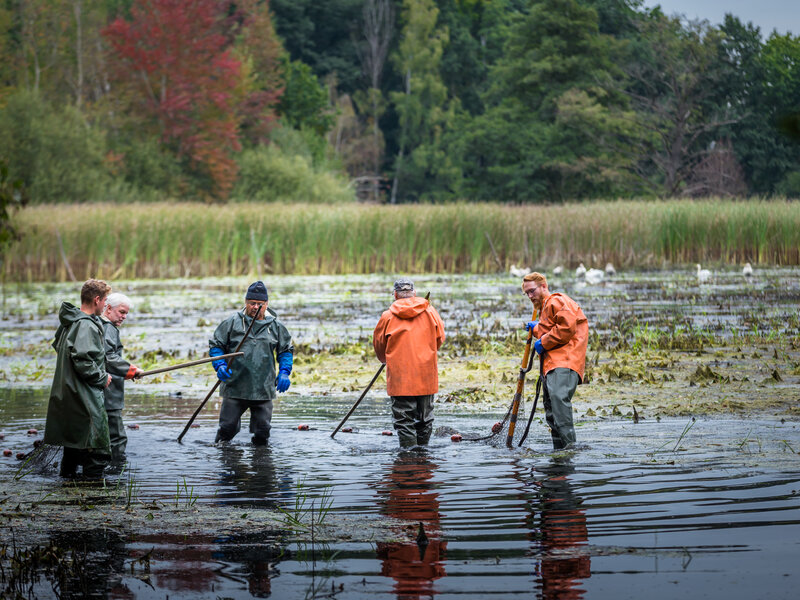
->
[246,281,268,301]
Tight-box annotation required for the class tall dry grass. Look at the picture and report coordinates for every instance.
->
[4,199,798,281]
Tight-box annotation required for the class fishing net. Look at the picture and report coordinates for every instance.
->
[462,370,543,446]
[14,443,62,479]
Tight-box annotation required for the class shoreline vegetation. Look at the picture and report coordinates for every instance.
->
[4,199,800,282]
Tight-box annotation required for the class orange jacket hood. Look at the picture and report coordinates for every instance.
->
[373,298,446,396]
[389,297,431,319]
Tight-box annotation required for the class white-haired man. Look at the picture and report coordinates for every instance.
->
[102,292,143,463]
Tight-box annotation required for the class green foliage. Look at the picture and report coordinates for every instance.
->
[0,90,110,203]
[391,0,461,201]
[114,137,184,198]
[232,145,353,203]
[271,0,364,94]
[277,59,334,136]
[0,159,27,250]
[463,0,626,201]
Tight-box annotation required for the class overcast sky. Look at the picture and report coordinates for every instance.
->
[640,1,798,36]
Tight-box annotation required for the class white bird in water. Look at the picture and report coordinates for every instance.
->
[585,268,604,285]
[605,262,616,276]
[696,263,711,284]
[552,265,564,276]
[742,263,753,278]
[575,263,587,279]
[509,264,531,278]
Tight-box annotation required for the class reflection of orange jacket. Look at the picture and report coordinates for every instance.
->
[373,297,445,396]
[532,293,588,381]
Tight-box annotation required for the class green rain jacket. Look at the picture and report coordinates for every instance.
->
[209,308,293,402]
[102,318,135,411]
[43,302,110,451]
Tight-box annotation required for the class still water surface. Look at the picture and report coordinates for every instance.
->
[1,388,798,599]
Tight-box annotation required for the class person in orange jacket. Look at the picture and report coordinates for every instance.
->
[373,278,446,448]
[522,272,588,449]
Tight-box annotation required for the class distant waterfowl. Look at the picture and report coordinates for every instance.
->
[510,264,531,278]
[696,263,711,284]
[742,263,753,278]
[575,263,587,279]
[605,262,616,276]
[585,268,604,285]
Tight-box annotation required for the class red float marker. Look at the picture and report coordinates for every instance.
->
[451,434,463,442]
[298,424,309,431]
[127,424,140,430]
[2,449,11,457]
[341,427,353,433]
[491,422,503,434]
[381,430,393,436]
[16,452,26,460]
[27,429,38,435]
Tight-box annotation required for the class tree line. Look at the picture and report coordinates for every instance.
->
[0,0,798,204]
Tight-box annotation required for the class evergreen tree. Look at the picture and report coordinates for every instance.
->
[390,0,460,202]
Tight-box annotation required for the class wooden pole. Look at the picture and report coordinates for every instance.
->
[135,353,243,378]
[330,363,385,439]
[506,309,538,447]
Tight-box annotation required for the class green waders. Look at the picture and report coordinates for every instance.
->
[391,394,434,448]
[542,368,579,449]
[106,409,127,462]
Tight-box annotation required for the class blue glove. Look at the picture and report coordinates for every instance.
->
[209,347,226,371]
[276,371,291,393]
[526,320,539,332]
[216,365,233,381]
[533,339,544,355]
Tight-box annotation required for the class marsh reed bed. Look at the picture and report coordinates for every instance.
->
[4,200,799,281]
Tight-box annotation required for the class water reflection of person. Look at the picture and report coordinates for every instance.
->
[529,459,590,599]
[214,445,288,596]
[217,445,285,509]
[375,450,447,598]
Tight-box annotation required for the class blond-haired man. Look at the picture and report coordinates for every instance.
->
[521,272,588,449]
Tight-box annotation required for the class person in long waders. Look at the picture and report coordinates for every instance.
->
[522,272,588,449]
[101,292,143,465]
[373,278,446,449]
[44,279,114,480]
[209,281,294,445]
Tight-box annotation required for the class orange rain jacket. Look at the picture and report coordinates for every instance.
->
[532,292,589,382]
[373,297,446,396]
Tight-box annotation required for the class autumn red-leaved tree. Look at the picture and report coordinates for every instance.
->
[103,0,242,198]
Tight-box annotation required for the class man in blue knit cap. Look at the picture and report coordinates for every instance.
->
[209,281,294,445]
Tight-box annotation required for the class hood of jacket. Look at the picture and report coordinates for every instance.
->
[59,302,91,327]
[389,296,431,319]
[54,302,99,350]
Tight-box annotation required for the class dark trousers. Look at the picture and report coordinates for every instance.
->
[542,368,579,449]
[391,394,434,448]
[107,409,127,462]
[216,397,273,445]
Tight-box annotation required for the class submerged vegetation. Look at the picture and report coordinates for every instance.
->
[4,199,800,281]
